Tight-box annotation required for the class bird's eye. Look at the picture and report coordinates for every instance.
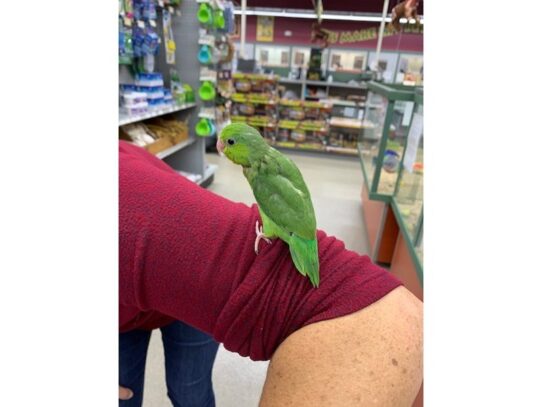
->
[227,138,235,145]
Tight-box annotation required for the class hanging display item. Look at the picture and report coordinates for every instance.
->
[213,9,226,30]
[223,1,235,34]
[196,118,216,137]
[162,9,176,64]
[197,2,213,25]
[196,0,234,141]
[198,44,213,64]
[123,0,134,18]
[310,23,331,48]
[199,81,216,101]
[119,18,134,65]
[389,0,421,33]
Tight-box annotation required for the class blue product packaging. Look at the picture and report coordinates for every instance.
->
[143,27,160,55]
[133,26,145,58]
[120,84,138,93]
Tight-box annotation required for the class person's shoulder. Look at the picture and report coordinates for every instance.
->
[262,287,423,406]
[305,286,422,346]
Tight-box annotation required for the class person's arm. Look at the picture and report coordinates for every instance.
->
[119,142,404,362]
[260,286,423,406]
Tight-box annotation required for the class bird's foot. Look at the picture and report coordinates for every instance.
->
[254,220,272,254]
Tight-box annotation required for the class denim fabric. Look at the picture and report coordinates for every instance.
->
[119,321,219,407]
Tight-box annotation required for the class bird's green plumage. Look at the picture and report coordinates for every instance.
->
[219,123,320,287]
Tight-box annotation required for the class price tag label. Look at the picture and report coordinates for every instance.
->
[123,17,132,27]
[137,20,145,29]
[158,0,164,6]
[168,6,175,13]
[149,19,157,27]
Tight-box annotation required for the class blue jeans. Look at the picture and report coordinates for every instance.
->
[119,321,220,407]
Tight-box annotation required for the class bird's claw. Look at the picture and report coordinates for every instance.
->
[254,220,271,254]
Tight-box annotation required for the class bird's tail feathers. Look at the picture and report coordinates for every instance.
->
[289,235,320,287]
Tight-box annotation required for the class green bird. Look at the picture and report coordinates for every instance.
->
[217,123,320,287]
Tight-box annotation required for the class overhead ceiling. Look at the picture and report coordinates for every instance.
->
[235,0,424,15]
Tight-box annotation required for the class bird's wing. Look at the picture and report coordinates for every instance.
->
[251,171,316,240]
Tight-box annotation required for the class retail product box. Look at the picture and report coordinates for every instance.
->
[119,122,173,155]
[144,136,173,155]
[146,118,189,145]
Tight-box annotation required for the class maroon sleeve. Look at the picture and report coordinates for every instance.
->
[119,141,403,361]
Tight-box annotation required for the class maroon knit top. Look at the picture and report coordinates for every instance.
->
[119,141,402,361]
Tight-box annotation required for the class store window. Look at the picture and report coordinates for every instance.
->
[367,52,399,83]
[233,42,255,60]
[396,54,423,85]
[328,49,367,73]
[292,47,311,69]
[255,45,291,68]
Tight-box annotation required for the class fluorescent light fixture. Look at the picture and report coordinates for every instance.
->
[233,8,423,24]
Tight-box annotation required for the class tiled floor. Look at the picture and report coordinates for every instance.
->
[142,150,370,406]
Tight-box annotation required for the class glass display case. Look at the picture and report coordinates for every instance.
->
[414,221,423,266]
[358,82,417,200]
[392,87,423,279]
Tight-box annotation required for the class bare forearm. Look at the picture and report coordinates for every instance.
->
[260,287,423,406]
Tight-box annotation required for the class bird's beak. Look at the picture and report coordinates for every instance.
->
[216,138,225,157]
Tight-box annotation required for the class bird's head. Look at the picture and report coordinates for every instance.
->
[217,123,268,167]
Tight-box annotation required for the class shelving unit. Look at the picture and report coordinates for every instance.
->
[195,2,234,150]
[279,78,367,90]
[199,163,219,187]
[271,142,357,156]
[278,78,368,104]
[119,103,196,126]
[229,73,367,157]
[118,0,217,187]
[156,137,197,159]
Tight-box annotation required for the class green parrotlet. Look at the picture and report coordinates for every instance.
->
[217,123,320,287]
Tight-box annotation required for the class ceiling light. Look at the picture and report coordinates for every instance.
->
[233,8,423,24]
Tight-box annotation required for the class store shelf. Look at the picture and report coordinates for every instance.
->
[326,81,368,89]
[325,146,358,156]
[329,117,369,129]
[119,103,197,126]
[198,163,218,187]
[278,78,304,85]
[155,138,197,159]
[271,142,358,157]
[279,78,367,89]
[324,99,363,107]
